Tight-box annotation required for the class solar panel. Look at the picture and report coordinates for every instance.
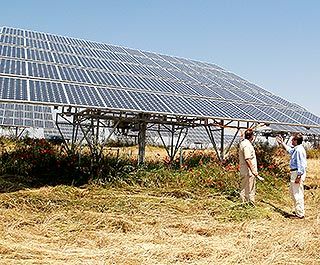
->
[0,102,54,128]
[268,124,320,135]
[144,126,236,150]
[127,90,171,113]
[0,76,28,100]
[184,127,236,149]
[44,123,85,141]
[0,45,26,59]
[30,80,68,104]
[0,26,320,132]
[256,105,297,124]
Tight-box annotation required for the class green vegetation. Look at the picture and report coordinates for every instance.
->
[0,136,293,222]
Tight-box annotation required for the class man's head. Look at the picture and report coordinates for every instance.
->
[291,133,303,146]
[244,128,255,141]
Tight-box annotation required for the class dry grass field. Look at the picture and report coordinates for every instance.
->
[0,159,319,264]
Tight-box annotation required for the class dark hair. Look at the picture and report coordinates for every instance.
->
[293,133,303,145]
[244,129,254,140]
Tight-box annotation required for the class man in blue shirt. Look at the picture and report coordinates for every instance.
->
[276,133,307,219]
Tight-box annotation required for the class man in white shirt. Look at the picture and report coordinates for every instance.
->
[239,129,262,204]
[276,133,307,219]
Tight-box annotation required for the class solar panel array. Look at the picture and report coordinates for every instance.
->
[0,102,54,128]
[143,126,236,149]
[44,123,84,140]
[0,26,320,129]
[268,124,320,135]
[183,127,236,149]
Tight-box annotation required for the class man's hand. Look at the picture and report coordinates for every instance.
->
[256,175,264,181]
[276,135,283,144]
[295,176,301,184]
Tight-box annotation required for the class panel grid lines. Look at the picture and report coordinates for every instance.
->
[0,101,54,128]
[0,33,288,106]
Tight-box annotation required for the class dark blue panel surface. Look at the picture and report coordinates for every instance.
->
[127,91,171,113]
[0,77,27,100]
[29,80,68,104]
[98,87,139,110]
[64,84,104,107]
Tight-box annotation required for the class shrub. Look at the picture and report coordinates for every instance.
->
[0,137,90,185]
[167,149,217,170]
[0,137,291,191]
[0,138,56,176]
[224,141,289,180]
[91,154,136,184]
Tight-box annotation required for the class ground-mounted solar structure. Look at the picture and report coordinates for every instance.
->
[1,26,320,162]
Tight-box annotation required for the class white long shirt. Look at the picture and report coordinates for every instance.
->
[239,139,257,176]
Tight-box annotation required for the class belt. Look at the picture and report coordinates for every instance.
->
[290,168,298,171]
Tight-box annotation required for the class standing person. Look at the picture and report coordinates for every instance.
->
[276,133,307,219]
[239,128,262,204]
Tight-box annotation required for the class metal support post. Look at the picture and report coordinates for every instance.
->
[138,121,147,165]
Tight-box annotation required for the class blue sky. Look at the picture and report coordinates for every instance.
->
[1,0,320,116]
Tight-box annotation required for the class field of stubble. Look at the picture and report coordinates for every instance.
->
[0,159,319,265]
